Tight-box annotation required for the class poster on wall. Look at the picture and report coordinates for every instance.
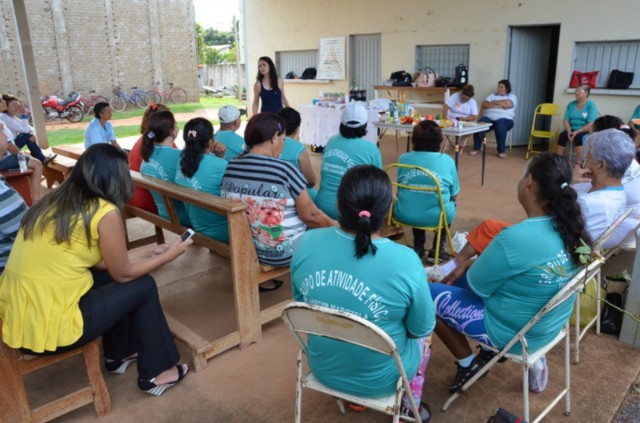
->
[317,37,346,80]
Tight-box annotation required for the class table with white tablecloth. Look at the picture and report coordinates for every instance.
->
[299,105,380,147]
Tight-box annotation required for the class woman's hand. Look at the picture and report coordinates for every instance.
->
[572,165,592,184]
[441,258,473,285]
[164,237,193,261]
[211,141,226,158]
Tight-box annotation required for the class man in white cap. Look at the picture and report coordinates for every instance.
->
[313,102,382,219]
[215,105,246,161]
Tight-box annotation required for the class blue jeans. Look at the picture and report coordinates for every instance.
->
[473,117,514,154]
[14,133,45,161]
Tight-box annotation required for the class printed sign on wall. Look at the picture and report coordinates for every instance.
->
[317,37,346,80]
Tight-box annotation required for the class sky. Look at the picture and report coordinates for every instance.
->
[192,0,241,31]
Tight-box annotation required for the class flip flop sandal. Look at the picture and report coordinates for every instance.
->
[139,364,189,397]
[105,355,137,374]
[259,279,284,292]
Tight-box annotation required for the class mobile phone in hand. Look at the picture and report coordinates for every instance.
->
[180,228,195,242]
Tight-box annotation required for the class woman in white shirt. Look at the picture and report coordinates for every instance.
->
[443,85,478,154]
[472,80,517,158]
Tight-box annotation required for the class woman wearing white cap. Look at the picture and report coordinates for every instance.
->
[215,105,246,161]
[314,102,382,219]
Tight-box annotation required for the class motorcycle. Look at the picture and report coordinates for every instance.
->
[41,91,85,123]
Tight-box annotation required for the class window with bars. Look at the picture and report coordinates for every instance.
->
[415,45,469,77]
[572,40,640,89]
[276,50,318,79]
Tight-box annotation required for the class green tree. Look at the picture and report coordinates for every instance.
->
[195,23,205,63]
[202,28,234,46]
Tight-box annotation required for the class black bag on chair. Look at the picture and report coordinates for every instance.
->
[607,70,634,89]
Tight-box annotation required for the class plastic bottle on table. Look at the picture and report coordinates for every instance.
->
[17,151,27,172]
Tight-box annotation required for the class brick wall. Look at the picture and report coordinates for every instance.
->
[0,0,199,102]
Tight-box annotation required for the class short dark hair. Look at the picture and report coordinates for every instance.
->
[461,84,475,97]
[412,120,443,152]
[498,79,512,93]
[244,112,286,149]
[277,107,301,136]
[93,101,110,118]
[339,123,367,139]
[337,165,392,258]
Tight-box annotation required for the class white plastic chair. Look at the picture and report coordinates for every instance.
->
[281,302,422,423]
[441,259,603,423]
[574,208,634,364]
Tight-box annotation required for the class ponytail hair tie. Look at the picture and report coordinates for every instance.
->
[560,182,568,189]
[147,131,156,139]
[188,130,197,138]
[358,210,371,218]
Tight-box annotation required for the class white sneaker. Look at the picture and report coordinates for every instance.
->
[469,150,481,156]
[425,265,444,282]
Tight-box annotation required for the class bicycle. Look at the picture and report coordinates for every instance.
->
[109,86,154,112]
[79,90,108,115]
[147,82,188,105]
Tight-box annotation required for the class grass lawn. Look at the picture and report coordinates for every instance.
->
[45,96,244,146]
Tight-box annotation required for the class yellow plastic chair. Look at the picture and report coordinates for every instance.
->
[385,163,454,263]
[525,103,561,159]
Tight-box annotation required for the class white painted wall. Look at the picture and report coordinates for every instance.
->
[244,0,639,122]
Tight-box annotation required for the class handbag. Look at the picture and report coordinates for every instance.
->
[389,70,413,87]
[423,66,438,87]
[607,70,634,89]
[435,76,454,87]
[570,70,599,88]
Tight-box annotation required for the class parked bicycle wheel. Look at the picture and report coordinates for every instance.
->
[147,90,162,105]
[79,101,90,115]
[65,105,85,123]
[135,92,149,109]
[109,95,126,112]
[170,88,187,104]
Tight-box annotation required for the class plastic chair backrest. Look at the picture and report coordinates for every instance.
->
[537,103,561,116]
[282,302,396,356]
[384,163,448,227]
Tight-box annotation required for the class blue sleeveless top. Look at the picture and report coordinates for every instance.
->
[259,80,283,113]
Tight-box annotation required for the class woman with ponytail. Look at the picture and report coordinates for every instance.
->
[175,118,228,242]
[139,110,190,226]
[429,152,589,395]
[291,165,436,420]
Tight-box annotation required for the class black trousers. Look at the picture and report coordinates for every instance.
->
[412,228,446,257]
[26,271,179,380]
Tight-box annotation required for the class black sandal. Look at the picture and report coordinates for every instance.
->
[259,279,284,292]
[105,355,137,374]
[138,364,189,396]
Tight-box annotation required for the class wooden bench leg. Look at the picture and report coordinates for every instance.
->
[82,341,111,417]
[0,343,32,422]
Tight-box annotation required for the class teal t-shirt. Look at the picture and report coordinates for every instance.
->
[631,105,640,129]
[314,135,383,219]
[174,154,229,243]
[279,137,305,171]
[291,227,436,397]
[564,99,598,131]
[394,151,459,227]
[215,130,246,162]
[467,217,579,354]
[140,145,191,226]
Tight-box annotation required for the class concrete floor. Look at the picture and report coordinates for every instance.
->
[27,134,640,422]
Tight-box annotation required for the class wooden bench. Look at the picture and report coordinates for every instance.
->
[126,171,291,371]
[1,169,34,206]
[43,155,76,188]
[0,320,110,422]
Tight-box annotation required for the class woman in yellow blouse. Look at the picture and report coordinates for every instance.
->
[0,144,192,397]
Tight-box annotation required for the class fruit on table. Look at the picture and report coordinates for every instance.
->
[439,119,453,128]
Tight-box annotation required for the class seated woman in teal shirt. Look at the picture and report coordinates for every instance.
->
[429,153,588,394]
[277,107,317,187]
[629,104,640,130]
[139,110,190,226]
[175,118,229,243]
[556,85,598,163]
[395,120,459,260]
[314,103,382,219]
[292,165,435,420]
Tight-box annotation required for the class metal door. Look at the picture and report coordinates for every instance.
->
[350,34,381,101]
[507,26,559,147]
